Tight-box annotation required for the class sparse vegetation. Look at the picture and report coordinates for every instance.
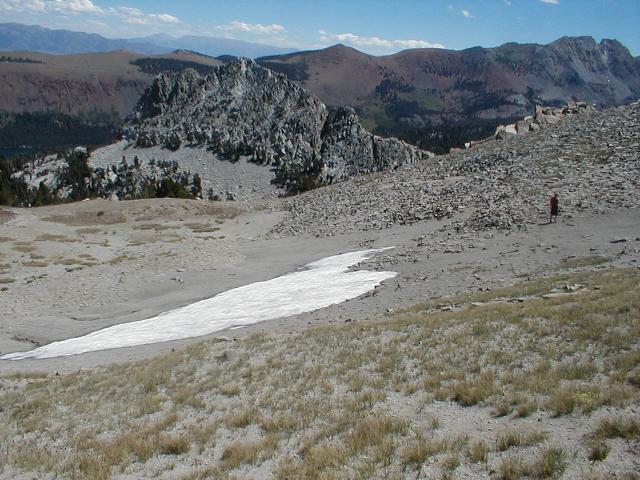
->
[587,441,610,462]
[559,255,610,269]
[221,434,280,470]
[593,417,640,440]
[469,439,491,463]
[496,430,547,451]
[0,267,638,478]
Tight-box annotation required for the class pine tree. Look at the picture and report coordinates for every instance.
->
[191,173,202,198]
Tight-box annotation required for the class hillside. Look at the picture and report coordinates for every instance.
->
[1,35,638,154]
[0,49,224,152]
[0,101,638,479]
[0,50,222,117]
[259,38,640,150]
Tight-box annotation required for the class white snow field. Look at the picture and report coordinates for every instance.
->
[1,249,396,360]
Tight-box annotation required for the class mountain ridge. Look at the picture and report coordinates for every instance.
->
[1,29,639,153]
[0,49,223,118]
[124,59,430,191]
[258,35,640,150]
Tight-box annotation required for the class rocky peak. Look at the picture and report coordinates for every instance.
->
[550,35,598,50]
[124,58,432,192]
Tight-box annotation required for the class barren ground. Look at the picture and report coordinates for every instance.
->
[1,104,639,478]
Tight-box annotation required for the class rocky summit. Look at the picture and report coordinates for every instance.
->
[123,58,431,191]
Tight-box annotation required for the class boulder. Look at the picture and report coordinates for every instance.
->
[516,120,530,134]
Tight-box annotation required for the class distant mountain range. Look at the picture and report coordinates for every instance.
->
[0,50,223,118]
[0,26,638,153]
[0,23,294,58]
[258,38,640,149]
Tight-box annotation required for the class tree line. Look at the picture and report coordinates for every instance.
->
[0,151,203,208]
[0,111,120,153]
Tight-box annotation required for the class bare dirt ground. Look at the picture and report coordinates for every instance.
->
[1,122,639,478]
[0,196,638,374]
[0,197,638,479]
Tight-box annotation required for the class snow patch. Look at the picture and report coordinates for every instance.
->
[1,248,396,360]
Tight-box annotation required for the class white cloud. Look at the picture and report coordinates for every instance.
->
[110,6,179,25]
[214,21,286,35]
[461,9,475,18]
[0,0,46,12]
[0,0,102,14]
[0,1,180,25]
[319,30,444,52]
[50,0,103,13]
[540,0,560,4]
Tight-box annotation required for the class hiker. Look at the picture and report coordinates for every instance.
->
[549,193,559,223]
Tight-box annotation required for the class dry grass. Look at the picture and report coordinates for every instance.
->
[221,434,280,470]
[22,260,49,267]
[75,227,102,234]
[158,433,190,455]
[42,212,127,226]
[533,447,566,479]
[559,255,610,269]
[593,416,640,440]
[499,447,565,480]
[1,267,638,478]
[225,408,259,428]
[469,439,491,463]
[496,430,547,451]
[185,222,220,233]
[12,242,36,253]
[132,223,173,231]
[53,258,98,267]
[34,233,81,243]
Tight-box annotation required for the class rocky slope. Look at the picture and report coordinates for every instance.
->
[259,38,640,140]
[123,59,431,191]
[272,101,640,237]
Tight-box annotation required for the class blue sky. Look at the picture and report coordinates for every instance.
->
[1,0,638,55]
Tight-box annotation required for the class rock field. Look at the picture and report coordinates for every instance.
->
[273,102,640,237]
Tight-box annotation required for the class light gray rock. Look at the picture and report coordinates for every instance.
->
[124,59,432,193]
[516,120,529,134]
[271,101,640,238]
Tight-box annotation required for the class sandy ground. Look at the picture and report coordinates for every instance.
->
[0,196,638,375]
[90,141,283,204]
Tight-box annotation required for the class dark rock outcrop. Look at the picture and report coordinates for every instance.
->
[124,59,431,191]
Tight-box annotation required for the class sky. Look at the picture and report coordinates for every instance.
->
[0,0,638,55]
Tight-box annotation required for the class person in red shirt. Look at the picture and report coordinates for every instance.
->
[549,193,559,224]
